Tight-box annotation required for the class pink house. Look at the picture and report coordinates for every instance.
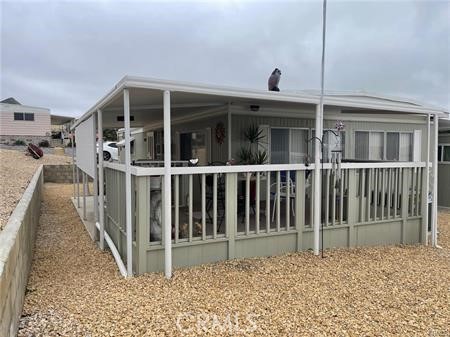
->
[0,97,51,144]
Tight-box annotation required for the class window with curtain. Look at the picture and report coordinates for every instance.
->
[369,132,384,160]
[399,133,412,161]
[270,128,289,164]
[355,131,369,160]
[312,129,345,162]
[290,129,308,163]
[386,132,399,160]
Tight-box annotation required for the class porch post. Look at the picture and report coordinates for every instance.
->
[227,102,232,160]
[313,103,322,255]
[431,115,439,247]
[97,109,105,250]
[163,90,173,279]
[422,114,430,244]
[72,135,75,199]
[93,112,99,224]
[123,88,133,277]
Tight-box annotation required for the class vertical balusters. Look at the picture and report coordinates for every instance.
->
[245,172,250,235]
[286,171,290,230]
[188,174,193,241]
[276,171,281,232]
[366,168,372,222]
[266,172,271,233]
[374,168,378,220]
[387,168,392,220]
[174,175,179,243]
[332,168,336,226]
[415,168,421,216]
[325,169,330,226]
[360,168,365,222]
[394,168,399,218]
[339,169,344,225]
[256,172,260,234]
[213,173,217,239]
[381,168,385,220]
[201,173,206,240]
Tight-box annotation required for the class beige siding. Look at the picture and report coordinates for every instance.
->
[0,104,51,136]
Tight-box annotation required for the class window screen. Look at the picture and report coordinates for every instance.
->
[355,131,369,160]
[387,132,399,160]
[270,128,289,164]
[399,133,412,161]
[290,129,308,163]
[369,132,384,160]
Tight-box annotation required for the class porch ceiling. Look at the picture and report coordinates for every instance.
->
[99,87,317,128]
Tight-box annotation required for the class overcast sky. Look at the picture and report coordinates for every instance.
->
[1,0,449,117]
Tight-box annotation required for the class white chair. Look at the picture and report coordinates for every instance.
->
[270,178,296,223]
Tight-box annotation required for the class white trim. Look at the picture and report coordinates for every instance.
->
[71,76,449,129]
[98,109,105,250]
[431,116,439,247]
[95,222,127,277]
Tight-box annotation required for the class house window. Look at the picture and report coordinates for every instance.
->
[270,128,309,164]
[116,115,135,122]
[24,113,34,121]
[180,131,207,165]
[355,131,413,161]
[14,112,34,121]
[311,129,346,162]
[438,145,450,162]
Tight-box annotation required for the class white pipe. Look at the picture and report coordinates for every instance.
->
[95,222,127,277]
[431,115,439,246]
[425,114,430,245]
[98,109,105,250]
[123,89,133,277]
[163,90,173,279]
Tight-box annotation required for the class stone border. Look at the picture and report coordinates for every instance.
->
[0,165,43,337]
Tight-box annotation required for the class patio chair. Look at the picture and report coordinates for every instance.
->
[270,172,296,223]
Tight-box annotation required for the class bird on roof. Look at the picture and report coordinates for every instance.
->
[268,68,281,92]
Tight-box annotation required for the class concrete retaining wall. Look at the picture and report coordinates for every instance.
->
[0,166,43,337]
[43,164,77,183]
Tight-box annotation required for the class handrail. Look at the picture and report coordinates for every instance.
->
[104,160,428,176]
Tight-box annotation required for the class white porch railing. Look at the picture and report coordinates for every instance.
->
[103,161,427,274]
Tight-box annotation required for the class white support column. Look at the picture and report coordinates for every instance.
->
[431,115,439,247]
[93,113,99,223]
[72,137,75,199]
[313,103,322,255]
[123,89,133,277]
[424,114,430,245]
[82,172,87,220]
[98,109,105,250]
[163,90,172,279]
[227,103,232,160]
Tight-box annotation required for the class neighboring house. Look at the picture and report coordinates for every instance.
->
[71,76,449,277]
[50,114,76,146]
[438,118,450,208]
[0,97,51,144]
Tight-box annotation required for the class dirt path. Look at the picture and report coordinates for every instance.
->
[19,184,450,336]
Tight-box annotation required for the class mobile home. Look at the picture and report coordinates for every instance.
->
[71,76,448,277]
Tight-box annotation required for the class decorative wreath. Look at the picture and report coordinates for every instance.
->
[215,122,226,145]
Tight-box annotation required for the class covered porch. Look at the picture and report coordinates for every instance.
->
[71,76,446,277]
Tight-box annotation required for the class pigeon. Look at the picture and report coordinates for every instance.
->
[268,68,281,91]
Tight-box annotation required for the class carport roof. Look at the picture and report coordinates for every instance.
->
[72,75,449,129]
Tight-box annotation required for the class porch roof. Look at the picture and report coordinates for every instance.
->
[72,75,449,129]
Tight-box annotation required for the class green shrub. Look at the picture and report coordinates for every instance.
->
[14,139,26,146]
[39,139,50,147]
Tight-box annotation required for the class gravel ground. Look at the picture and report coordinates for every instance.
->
[0,149,71,230]
[19,184,450,336]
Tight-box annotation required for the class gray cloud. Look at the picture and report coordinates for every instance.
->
[1,0,449,117]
